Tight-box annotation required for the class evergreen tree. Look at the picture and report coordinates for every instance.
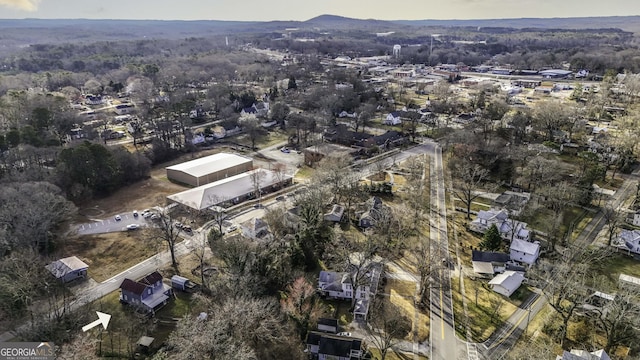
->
[480,224,503,251]
[287,75,297,90]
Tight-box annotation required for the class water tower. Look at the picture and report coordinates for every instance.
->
[393,44,401,58]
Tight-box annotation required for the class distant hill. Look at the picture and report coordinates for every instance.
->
[392,16,640,33]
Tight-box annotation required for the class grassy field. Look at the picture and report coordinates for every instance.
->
[383,279,429,342]
[453,276,518,342]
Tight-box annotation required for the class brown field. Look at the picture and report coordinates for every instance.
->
[61,231,163,282]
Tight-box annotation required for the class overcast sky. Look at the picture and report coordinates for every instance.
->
[0,0,638,21]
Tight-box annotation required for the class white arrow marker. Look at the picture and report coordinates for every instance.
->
[82,311,111,332]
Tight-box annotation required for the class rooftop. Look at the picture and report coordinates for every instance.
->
[45,256,89,279]
[165,153,252,178]
[510,239,540,255]
[167,168,292,210]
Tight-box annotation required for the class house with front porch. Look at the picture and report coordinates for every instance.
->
[119,271,172,314]
[317,262,381,320]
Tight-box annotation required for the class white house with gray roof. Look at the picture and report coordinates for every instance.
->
[509,238,540,265]
[488,270,525,297]
[614,229,640,255]
[471,209,531,242]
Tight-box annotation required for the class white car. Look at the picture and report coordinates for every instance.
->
[142,212,153,219]
[114,215,122,221]
[226,225,238,233]
[126,224,140,231]
[133,210,139,217]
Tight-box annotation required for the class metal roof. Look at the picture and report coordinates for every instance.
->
[165,153,252,178]
[167,168,292,210]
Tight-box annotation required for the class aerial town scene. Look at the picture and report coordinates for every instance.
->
[1,0,640,359]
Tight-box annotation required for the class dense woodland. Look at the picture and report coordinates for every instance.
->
[1,16,640,359]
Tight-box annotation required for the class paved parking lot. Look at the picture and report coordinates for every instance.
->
[255,146,303,174]
[76,212,151,235]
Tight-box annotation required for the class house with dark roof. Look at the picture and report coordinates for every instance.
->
[363,131,406,150]
[119,271,172,314]
[323,124,373,148]
[306,331,364,359]
[471,250,510,276]
[383,112,401,125]
[492,191,530,216]
[358,196,389,229]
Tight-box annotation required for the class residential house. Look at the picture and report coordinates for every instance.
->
[114,104,134,115]
[318,263,381,320]
[223,124,242,137]
[471,250,510,276]
[241,102,269,117]
[324,204,345,223]
[362,131,406,150]
[628,211,640,227]
[240,217,271,241]
[556,349,610,360]
[323,124,373,148]
[358,196,388,229]
[306,332,364,360]
[509,239,540,265]
[85,95,104,105]
[470,209,531,242]
[383,112,402,125]
[488,270,525,297]
[119,271,172,314]
[45,256,89,283]
[338,111,358,118]
[492,191,530,216]
[614,229,640,255]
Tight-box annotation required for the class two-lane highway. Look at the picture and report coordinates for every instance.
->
[429,144,467,360]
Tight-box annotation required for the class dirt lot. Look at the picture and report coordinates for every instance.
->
[61,231,163,282]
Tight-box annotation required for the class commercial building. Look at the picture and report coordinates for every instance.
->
[165,153,253,187]
[167,168,293,210]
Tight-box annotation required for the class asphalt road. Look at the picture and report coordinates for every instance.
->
[429,144,468,360]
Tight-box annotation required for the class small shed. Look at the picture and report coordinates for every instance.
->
[171,275,197,292]
[137,336,154,348]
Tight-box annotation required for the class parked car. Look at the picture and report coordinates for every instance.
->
[133,210,138,217]
[226,225,238,233]
[174,222,183,229]
[115,215,122,221]
[275,196,285,201]
[182,226,193,234]
[126,224,139,230]
[280,147,290,153]
[142,212,153,219]
[337,332,351,337]
[150,214,160,221]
